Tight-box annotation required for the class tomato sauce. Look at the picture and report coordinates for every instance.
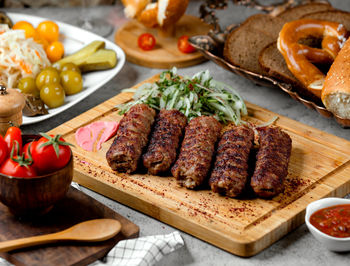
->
[310,204,350,238]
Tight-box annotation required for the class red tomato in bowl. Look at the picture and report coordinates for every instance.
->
[23,142,33,156]
[177,35,196,53]
[4,127,22,156]
[31,133,72,174]
[23,141,39,169]
[0,154,37,178]
[138,33,156,51]
[0,135,8,165]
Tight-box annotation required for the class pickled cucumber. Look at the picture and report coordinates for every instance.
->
[80,49,117,72]
[54,41,117,73]
[54,40,105,70]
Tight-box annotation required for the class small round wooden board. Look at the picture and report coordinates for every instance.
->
[114,15,212,68]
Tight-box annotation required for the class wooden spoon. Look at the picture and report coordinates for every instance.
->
[0,218,122,252]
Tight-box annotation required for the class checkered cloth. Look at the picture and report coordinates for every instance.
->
[92,231,184,266]
[0,231,184,266]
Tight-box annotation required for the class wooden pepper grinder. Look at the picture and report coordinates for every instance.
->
[0,85,25,136]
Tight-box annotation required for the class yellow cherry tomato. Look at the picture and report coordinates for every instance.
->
[46,41,65,63]
[35,35,49,50]
[36,20,59,43]
[13,21,36,39]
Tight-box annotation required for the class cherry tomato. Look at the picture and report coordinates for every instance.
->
[0,154,37,178]
[177,35,196,54]
[31,133,72,174]
[23,141,34,158]
[35,35,49,50]
[0,135,8,165]
[46,41,64,63]
[23,141,39,170]
[36,20,59,43]
[4,127,22,156]
[138,33,156,51]
[13,21,36,39]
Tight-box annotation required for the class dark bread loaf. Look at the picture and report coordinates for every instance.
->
[277,2,333,21]
[301,10,350,30]
[223,14,285,75]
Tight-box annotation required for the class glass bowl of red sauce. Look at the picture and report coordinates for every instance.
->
[305,197,350,252]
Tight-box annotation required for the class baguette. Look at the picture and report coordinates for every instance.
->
[322,38,350,119]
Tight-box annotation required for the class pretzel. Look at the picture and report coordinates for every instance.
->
[277,19,348,98]
[122,0,189,30]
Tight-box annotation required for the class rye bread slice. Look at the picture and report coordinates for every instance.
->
[258,42,320,102]
[259,42,300,86]
[301,10,350,30]
[223,14,285,75]
[277,2,333,21]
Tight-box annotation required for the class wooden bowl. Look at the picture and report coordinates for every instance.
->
[0,135,73,217]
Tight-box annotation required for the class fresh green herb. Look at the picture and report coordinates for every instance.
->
[117,67,247,124]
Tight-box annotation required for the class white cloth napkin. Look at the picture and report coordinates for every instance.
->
[91,231,184,266]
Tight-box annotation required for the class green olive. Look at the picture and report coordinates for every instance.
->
[61,63,81,74]
[18,76,40,97]
[40,83,65,108]
[60,70,83,95]
[36,68,60,90]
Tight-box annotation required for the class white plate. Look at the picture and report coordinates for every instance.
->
[8,12,126,125]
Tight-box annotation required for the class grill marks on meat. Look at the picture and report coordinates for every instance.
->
[105,103,293,199]
[171,116,222,189]
[250,126,292,198]
[143,110,187,175]
[106,104,156,173]
[209,126,254,198]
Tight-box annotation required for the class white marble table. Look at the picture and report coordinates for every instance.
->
[3,1,350,265]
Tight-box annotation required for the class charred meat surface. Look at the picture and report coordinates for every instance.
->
[209,125,254,198]
[143,109,187,175]
[250,126,292,198]
[106,104,156,173]
[171,116,222,189]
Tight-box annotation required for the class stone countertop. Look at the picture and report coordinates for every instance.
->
[3,1,350,265]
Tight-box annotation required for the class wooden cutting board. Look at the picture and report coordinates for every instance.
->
[114,15,212,68]
[0,187,139,265]
[49,75,350,257]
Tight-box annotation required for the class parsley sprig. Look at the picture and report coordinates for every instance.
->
[117,67,247,124]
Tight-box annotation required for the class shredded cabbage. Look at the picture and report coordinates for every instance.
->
[0,24,50,88]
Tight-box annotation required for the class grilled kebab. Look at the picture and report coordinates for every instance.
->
[106,103,156,173]
[171,116,222,189]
